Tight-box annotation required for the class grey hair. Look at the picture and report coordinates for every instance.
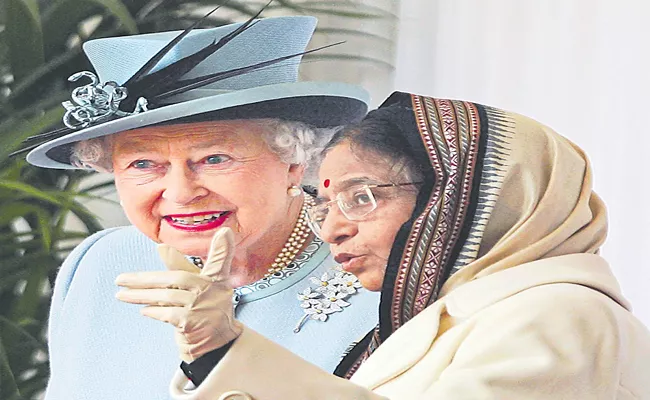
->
[70,119,338,183]
[70,135,114,172]
[256,119,339,185]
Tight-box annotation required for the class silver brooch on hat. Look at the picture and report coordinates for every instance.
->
[62,71,149,129]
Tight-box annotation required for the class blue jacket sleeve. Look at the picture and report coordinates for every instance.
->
[46,228,122,374]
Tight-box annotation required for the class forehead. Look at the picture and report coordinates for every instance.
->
[319,142,395,189]
[112,120,266,151]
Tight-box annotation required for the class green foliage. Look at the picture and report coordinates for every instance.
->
[0,0,381,397]
[0,1,243,398]
[0,160,101,400]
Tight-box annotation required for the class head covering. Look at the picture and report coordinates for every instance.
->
[335,91,607,377]
[23,11,369,169]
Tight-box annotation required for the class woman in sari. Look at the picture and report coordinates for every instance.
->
[118,91,650,399]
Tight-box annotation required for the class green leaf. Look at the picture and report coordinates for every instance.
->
[6,47,83,103]
[0,334,21,400]
[0,159,24,181]
[300,8,384,19]
[41,0,102,55]
[304,53,394,70]
[269,0,389,19]
[0,31,9,68]
[88,0,138,34]
[41,0,138,60]
[79,179,115,193]
[0,180,64,206]
[0,106,65,161]
[0,231,36,243]
[10,260,49,321]
[0,202,51,227]
[11,366,49,400]
[314,28,393,44]
[4,0,44,82]
[0,316,47,351]
[0,254,50,288]
[74,192,119,205]
[36,210,52,251]
[56,230,91,239]
[189,0,261,18]
[65,201,103,233]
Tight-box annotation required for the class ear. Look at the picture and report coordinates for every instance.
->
[288,163,306,185]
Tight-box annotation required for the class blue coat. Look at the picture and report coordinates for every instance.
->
[45,226,379,399]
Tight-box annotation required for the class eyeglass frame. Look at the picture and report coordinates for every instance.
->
[306,181,423,239]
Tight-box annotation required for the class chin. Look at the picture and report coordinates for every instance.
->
[357,273,383,292]
[161,239,209,258]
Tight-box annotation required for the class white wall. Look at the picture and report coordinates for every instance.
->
[394,0,650,326]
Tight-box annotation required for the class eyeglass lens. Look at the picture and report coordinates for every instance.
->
[307,186,378,238]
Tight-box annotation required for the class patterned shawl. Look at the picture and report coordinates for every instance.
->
[335,91,607,378]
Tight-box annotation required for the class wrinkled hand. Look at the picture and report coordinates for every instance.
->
[116,228,242,363]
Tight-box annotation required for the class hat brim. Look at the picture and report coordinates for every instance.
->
[26,81,369,169]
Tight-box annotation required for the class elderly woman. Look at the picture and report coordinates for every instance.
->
[24,15,380,400]
[119,91,650,399]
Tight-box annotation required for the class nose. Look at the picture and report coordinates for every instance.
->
[161,163,209,205]
[318,207,358,245]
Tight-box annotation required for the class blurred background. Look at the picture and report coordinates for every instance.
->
[1,0,648,398]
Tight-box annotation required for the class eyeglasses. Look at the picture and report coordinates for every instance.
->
[306,182,422,239]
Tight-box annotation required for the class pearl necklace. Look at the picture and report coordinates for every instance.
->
[264,194,315,278]
[190,194,315,277]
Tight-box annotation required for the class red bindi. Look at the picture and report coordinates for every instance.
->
[323,179,330,188]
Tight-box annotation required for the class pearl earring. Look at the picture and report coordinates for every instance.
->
[287,185,302,197]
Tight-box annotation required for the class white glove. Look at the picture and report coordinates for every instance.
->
[116,227,242,363]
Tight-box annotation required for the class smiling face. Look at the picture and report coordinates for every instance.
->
[111,120,303,283]
[317,141,419,291]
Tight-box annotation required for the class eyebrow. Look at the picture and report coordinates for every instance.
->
[116,138,227,154]
[187,139,227,150]
[337,176,380,190]
[113,142,158,155]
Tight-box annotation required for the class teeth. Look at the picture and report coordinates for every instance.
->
[170,212,225,225]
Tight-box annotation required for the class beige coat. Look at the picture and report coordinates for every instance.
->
[171,254,650,399]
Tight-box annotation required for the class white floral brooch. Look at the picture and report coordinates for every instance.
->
[294,269,363,333]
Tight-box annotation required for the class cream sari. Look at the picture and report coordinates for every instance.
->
[335,91,610,377]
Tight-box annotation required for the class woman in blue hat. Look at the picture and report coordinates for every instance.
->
[25,12,380,400]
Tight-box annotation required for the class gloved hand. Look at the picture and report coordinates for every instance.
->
[116,227,242,363]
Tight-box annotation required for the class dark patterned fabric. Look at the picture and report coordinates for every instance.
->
[335,92,516,378]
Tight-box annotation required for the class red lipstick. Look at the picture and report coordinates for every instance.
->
[164,211,231,232]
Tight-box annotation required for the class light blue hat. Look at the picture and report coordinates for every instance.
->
[24,14,369,169]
